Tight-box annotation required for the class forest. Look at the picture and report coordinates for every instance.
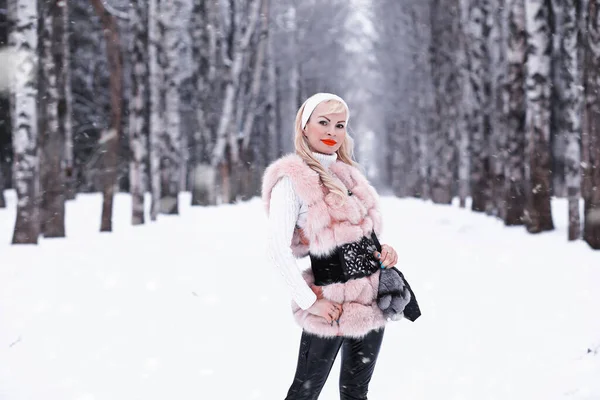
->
[0,0,599,249]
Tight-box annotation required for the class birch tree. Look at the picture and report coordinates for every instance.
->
[490,0,508,218]
[91,0,123,232]
[274,0,298,155]
[584,0,600,248]
[160,0,184,214]
[465,0,493,213]
[265,0,279,163]
[189,0,217,206]
[60,0,74,201]
[129,0,148,225]
[9,0,39,244]
[39,0,66,238]
[504,0,527,226]
[0,156,6,208]
[556,0,583,240]
[148,0,163,220]
[458,0,471,207]
[211,0,261,204]
[429,0,461,204]
[237,0,269,200]
[524,0,555,233]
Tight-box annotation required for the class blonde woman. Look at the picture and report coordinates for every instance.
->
[262,93,399,400]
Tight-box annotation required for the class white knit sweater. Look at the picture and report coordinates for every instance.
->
[267,152,339,310]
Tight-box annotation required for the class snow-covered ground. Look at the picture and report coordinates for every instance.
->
[1,189,599,400]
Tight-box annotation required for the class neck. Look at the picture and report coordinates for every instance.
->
[312,151,337,169]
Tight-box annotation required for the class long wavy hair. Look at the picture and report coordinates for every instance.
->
[294,98,358,199]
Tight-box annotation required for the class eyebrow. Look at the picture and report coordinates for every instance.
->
[317,115,346,123]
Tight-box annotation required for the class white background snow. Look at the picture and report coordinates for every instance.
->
[1,189,599,400]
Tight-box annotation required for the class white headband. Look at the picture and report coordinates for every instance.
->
[301,93,350,129]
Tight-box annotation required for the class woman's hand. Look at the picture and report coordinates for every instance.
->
[307,298,343,324]
[374,244,398,269]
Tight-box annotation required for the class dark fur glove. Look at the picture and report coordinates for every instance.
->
[377,268,412,321]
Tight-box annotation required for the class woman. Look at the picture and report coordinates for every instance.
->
[262,93,399,400]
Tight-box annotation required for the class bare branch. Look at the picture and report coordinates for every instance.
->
[102,0,129,21]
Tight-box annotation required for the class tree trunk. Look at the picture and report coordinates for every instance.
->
[429,0,460,204]
[490,0,508,218]
[581,0,592,202]
[584,0,600,248]
[160,0,183,215]
[466,0,493,213]
[458,0,471,208]
[0,158,6,208]
[190,0,216,206]
[504,0,527,226]
[524,0,555,233]
[558,0,583,240]
[148,0,163,220]
[91,0,123,233]
[39,0,66,238]
[129,0,148,225]
[60,0,74,200]
[9,0,40,244]
[278,1,299,155]
[211,0,261,203]
[550,1,567,198]
[266,0,279,163]
[238,0,268,201]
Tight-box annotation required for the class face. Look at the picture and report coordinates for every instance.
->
[303,102,347,155]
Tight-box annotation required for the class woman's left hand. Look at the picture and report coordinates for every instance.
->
[374,244,398,269]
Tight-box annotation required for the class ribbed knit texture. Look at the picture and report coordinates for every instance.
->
[267,152,338,310]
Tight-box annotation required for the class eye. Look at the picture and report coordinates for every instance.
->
[336,124,345,129]
[319,120,328,126]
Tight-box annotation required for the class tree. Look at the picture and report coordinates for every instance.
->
[524,0,555,233]
[490,0,508,218]
[9,0,40,244]
[160,0,185,214]
[0,0,10,209]
[504,0,527,226]
[556,0,583,240]
[458,0,471,207]
[465,0,493,213]
[583,0,600,248]
[148,0,163,220]
[273,0,298,156]
[91,0,123,232]
[39,0,66,238]
[60,0,74,201]
[189,0,217,206]
[237,0,269,201]
[129,0,148,225]
[211,0,261,204]
[429,0,461,204]
[0,163,6,208]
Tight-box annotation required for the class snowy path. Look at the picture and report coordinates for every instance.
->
[1,191,599,400]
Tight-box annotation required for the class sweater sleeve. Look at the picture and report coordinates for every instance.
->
[268,176,317,310]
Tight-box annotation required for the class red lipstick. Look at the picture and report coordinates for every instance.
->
[321,139,337,146]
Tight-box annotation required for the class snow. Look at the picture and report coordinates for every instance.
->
[1,189,599,400]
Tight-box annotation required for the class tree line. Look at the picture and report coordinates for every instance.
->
[373,0,600,249]
[0,0,599,250]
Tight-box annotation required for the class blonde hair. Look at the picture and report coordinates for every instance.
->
[294,99,358,200]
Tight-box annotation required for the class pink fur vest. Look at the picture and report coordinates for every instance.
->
[262,154,387,338]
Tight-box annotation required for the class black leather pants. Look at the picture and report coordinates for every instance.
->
[284,328,385,400]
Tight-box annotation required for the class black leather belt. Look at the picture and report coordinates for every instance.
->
[310,232,383,286]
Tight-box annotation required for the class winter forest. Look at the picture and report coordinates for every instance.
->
[1,1,600,399]
[0,0,599,249]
